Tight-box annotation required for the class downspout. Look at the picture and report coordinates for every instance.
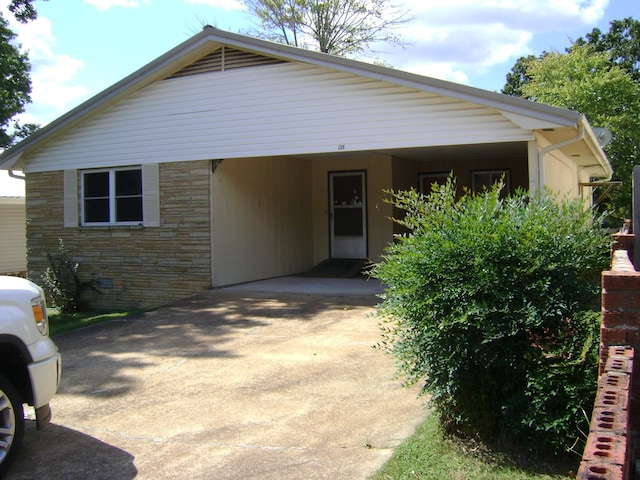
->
[8,169,25,180]
[536,123,585,192]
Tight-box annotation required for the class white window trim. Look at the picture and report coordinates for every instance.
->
[80,166,144,227]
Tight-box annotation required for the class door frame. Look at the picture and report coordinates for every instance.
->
[328,170,368,259]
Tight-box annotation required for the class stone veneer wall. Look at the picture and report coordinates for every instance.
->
[25,160,213,310]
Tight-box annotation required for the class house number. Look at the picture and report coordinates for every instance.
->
[337,144,345,150]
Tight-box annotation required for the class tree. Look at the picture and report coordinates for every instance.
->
[0,14,32,148]
[241,0,410,57]
[574,17,640,83]
[516,45,640,225]
[503,18,640,226]
[501,54,542,97]
[0,0,45,147]
[503,18,640,99]
[8,0,47,23]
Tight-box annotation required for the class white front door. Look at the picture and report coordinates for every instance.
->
[329,171,367,258]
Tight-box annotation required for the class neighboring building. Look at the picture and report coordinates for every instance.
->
[0,196,27,275]
[0,28,613,309]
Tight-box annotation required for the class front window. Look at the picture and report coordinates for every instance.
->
[82,167,143,225]
[471,169,511,198]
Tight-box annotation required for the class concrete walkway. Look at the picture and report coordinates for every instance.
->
[8,277,426,480]
[223,275,385,296]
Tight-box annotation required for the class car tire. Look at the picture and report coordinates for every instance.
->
[0,374,24,477]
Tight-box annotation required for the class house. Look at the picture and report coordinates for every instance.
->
[0,27,613,309]
[0,196,27,276]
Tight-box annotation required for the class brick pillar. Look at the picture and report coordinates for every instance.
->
[601,250,640,371]
[612,233,634,264]
[600,249,640,470]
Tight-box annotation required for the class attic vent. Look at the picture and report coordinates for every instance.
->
[167,46,286,79]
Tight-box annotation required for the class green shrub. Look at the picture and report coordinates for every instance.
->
[372,178,609,454]
[41,239,99,313]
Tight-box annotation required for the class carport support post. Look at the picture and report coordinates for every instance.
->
[634,166,640,269]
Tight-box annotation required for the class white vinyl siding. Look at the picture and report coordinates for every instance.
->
[23,63,532,173]
[212,156,313,286]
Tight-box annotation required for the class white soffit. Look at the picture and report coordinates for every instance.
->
[499,111,570,130]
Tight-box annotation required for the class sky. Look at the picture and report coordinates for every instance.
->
[1,0,639,195]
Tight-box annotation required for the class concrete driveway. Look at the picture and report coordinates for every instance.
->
[7,277,427,479]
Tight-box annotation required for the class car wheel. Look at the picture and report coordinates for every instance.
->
[0,374,24,477]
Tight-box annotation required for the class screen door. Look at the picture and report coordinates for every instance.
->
[329,171,367,258]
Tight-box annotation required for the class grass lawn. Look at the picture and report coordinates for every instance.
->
[369,413,580,480]
[48,309,136,336]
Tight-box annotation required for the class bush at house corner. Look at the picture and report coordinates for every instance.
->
[372,177,610,454]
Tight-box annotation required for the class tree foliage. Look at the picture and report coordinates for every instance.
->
[516,45,640,225]
[241,0,410,57]
[501,54,540,97]
[8,0,47,23]
[0,13,32,148]
[503,18,640,226]
[372,178,610,453]
[574,17,640,82]
[0,0,45,147]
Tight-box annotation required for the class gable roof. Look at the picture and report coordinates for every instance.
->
[0,27,612,179]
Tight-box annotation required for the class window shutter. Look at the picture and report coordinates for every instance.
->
[142,163,160,227]
[63,169,78,227]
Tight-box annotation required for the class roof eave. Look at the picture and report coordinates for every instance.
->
[0,27,220,169]
[579,115,614,180]
[0,27,587,168]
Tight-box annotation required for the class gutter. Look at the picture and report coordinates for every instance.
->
[8,169,25,180]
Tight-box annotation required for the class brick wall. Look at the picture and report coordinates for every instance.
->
[25,161,213,310]
[578,346,633,479]
[577,248,640,479]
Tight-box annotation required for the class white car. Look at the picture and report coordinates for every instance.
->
[0,275,61,476]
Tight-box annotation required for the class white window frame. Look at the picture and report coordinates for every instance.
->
[81,166,143,226]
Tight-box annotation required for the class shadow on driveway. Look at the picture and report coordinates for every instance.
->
[7,282,426,480]
[10,420,137,479]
